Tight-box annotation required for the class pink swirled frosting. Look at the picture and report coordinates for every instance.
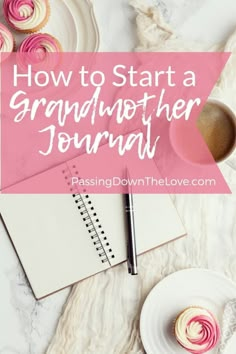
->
[175,307,221,354]
[18,33,61,53]
[0,23,14,52]
[3,0,47,31]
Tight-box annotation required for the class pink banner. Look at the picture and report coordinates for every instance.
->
[1,52,231,193]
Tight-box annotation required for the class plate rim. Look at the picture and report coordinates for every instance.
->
[86,0,100,52]
[140,268,236,354]
[66,0,100,52]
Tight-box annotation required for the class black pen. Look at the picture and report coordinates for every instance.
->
[124,168,138,275]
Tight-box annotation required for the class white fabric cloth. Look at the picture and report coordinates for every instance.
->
[46,2,236,353]
[218,299,236,354]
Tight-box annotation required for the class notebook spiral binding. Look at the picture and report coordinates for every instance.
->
[62,164,115,266]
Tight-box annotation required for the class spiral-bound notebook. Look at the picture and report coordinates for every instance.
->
[0,153,186,300]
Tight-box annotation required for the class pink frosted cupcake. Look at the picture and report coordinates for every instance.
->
[174,306,221,354]
[3,0,50,33]
[18,33,62,53]
[0,23,14,59]
[17,33,62,70]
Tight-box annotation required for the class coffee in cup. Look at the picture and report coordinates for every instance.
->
[196,100,236,163]
[170,99,236,165]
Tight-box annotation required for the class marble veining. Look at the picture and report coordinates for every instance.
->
[153,0,206,29]
[0,221,69,354]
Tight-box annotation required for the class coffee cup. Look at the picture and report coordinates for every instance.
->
[169,98,236,165]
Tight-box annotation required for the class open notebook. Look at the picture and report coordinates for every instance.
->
[0,150,186,299]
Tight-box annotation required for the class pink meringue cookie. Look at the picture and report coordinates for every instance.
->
[175,306,221,354]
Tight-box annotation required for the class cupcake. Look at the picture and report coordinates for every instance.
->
[0,23,14,60]
[18,33,62,53]
[3,0,50,33]
[17,33,62,69]
[174,306,221,354]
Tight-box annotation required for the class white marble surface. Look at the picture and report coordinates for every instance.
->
[0,221,70,354]
[1,0,236,353]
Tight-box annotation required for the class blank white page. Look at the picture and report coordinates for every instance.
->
[0,193,109,299]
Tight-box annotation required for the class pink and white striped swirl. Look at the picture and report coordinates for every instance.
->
[18,33,61,53]
[0,23,14,53]
[175,307,221,354]
[3,0,48,32]
[17,33,61,70]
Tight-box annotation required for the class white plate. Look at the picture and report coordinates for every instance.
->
[0,0,99,51]
[140,269,236,354]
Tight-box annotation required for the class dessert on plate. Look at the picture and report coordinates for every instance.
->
[174,306,221,354]
[3,0,50,33]
[0,23,14,58]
